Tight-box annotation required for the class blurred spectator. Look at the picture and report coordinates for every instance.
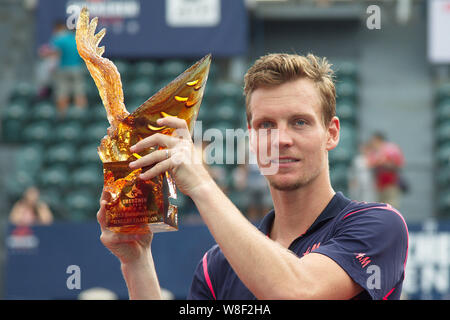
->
[9,186,53,227]
[46,21,87,115]
[36,43,58,100]
[367,132,406,209]
[348,142,377,203]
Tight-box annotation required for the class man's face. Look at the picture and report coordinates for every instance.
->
[248,78,339,191]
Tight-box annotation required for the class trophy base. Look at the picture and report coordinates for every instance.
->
[108,222,178,234]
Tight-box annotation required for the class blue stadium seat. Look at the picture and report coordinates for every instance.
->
[437,82,450,103]
[336,100,357,125]
[437,143,450,166]
[15,144,44,174]
[84,121,109,143]
[336,80,357,101]
[65,189,99,221]
[436,99,450,123]
[158,60,188,79]
[39,188,67,219]
[71,165,103,192]
[134,60,158,79]
[10,81,36,103]
[129,77,156,102]
[1,101,29,143]
[335,61,358,82]
[436,121,450,144]
[38,165,70,191]
[32,101,58,123]
[78,143,102,165]
[92,103,107,122]
[65,106,90,124]
[55,121,84,145]
[45,144,77,168]
[23,121,54,145]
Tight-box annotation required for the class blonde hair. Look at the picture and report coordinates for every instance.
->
[244,53,336,127]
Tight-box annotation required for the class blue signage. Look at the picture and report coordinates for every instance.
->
[36,0,248,58]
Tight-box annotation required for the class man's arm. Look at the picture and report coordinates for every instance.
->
[190,181,362,300]
[97,192,162,300]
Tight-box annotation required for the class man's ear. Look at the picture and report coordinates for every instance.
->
[326,116,340,151]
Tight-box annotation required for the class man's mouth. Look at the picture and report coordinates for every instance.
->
[270,158,300,164]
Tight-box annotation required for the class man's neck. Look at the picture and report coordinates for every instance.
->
[268,177,335,248]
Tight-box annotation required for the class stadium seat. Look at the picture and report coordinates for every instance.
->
[435,99,450,123]
[113,60,134,82]
[65,189,99,221]
[158,60,188,79]
[84,121,109,143]
[38,165,70,191]
[5,169,37,199]
[134,60,158,79]
[437,82,450,103]
[92,103,107,122]
[64,106,90,124]
[84,77,100,103]
[39,188,67,219]
[213,81,243,103]
[15,144,44,174]
[45,144,77,167]
[438,189,450,216]
[339,124,357,150]
[1,101,29,142]
[70,165,103,192]
[78,144,102,165]
[129,77,156,102]
[436,121,450,144]
[330,163,349,192]
[32,101,58,123]
[336,80,357,101]
[55,121,84,145]
[23,121,54,145]
[436,166,450,188]
[436,143,450,166]
[216,100,241,125]
[336,100,357,125]
[335,61,358,82]
[197,102,218,128]
[9,81,36,103]
[329,144,353,165]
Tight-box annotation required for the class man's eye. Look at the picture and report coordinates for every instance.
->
[295,119,306,126]
[259,122,274,129]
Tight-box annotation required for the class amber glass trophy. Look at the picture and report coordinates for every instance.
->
[75,7,211,234]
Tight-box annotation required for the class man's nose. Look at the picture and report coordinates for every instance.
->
[273,126,294,149]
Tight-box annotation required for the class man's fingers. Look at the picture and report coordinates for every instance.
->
[129,149,170,170]
[157,117,191,140]
[139,158,172,181]
[130,133,178,153]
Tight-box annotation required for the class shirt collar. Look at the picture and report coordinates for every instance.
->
[258,192,352,237]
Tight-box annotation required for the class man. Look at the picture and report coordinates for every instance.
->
[49,22,87,114]
[97,53,408,300]
[367,132,406,209]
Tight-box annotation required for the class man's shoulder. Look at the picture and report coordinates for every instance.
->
[335,199,408,235]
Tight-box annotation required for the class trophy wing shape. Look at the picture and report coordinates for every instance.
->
[76,7,211,163]
[123,54,212,147]
[75,7,129,132]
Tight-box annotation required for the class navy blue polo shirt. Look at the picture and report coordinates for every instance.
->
[187,192,408,300]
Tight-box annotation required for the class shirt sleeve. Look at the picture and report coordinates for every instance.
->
[312,206,408,300]
[187,257,214,300]
[187,247,219,300]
